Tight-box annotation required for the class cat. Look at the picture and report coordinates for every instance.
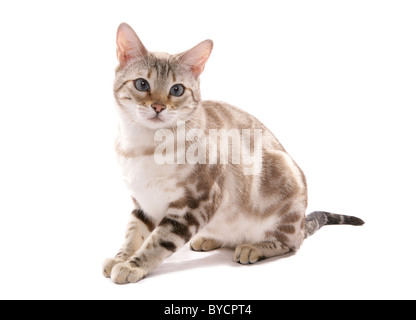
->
[103,22,364,284]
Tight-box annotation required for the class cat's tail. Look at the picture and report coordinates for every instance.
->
[304,211,365,239]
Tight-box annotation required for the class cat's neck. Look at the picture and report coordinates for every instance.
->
[117,121,156,149]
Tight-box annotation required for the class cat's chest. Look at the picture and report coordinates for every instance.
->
[118,154,185,221]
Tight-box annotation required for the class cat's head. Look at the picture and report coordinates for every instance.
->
[114,23,213,130]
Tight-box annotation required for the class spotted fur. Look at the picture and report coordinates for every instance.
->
[103,23,365,284]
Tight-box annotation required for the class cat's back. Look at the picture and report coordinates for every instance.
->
[201,100,284,152]
[201,100,264,129]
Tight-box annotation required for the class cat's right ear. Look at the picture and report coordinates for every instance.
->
[116,23,148,67]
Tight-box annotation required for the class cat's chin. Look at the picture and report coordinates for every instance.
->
[138,117,176,130]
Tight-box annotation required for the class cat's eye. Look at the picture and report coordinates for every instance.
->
[134,78,150,92]
[170,84,185,97]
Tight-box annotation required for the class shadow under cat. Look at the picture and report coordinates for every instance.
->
[149,246,296,279]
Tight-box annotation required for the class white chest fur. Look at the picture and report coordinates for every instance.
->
[118,153,185,222]
[116,124,186,222]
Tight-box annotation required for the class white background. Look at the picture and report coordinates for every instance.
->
[0,0,415,300]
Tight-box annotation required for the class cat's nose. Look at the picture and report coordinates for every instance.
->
[151,103,166,114]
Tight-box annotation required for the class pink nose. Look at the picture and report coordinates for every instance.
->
[152,103,166,114]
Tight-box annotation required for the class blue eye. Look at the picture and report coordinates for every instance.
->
[170,84,185,97]
[134,78,150,92]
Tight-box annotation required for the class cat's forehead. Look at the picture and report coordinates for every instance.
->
[147,52,177,76]
[119,51,181,80]
[150,51,172,60]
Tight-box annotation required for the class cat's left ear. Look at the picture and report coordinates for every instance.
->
[178,40,213,78]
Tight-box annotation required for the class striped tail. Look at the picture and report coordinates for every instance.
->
[304,211,365,239]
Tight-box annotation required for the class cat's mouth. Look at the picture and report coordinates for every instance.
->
[136,108,176,129]
[148,115,164,123]
[145,114,175,129]
[135,109,167,125]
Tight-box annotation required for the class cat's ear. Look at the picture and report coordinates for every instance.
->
[116,23,147,67]
[178,40,213,78]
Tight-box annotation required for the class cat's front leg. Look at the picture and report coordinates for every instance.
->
[110,211,202,284]
[103,208,155,278]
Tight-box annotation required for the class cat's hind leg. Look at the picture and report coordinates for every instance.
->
[233,241,290,265]
[190,236,223,252]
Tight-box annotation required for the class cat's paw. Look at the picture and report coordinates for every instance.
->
[233,244,262,265]
[190,236,222,252]
[103,258,125,278]
[110,261,147,284]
